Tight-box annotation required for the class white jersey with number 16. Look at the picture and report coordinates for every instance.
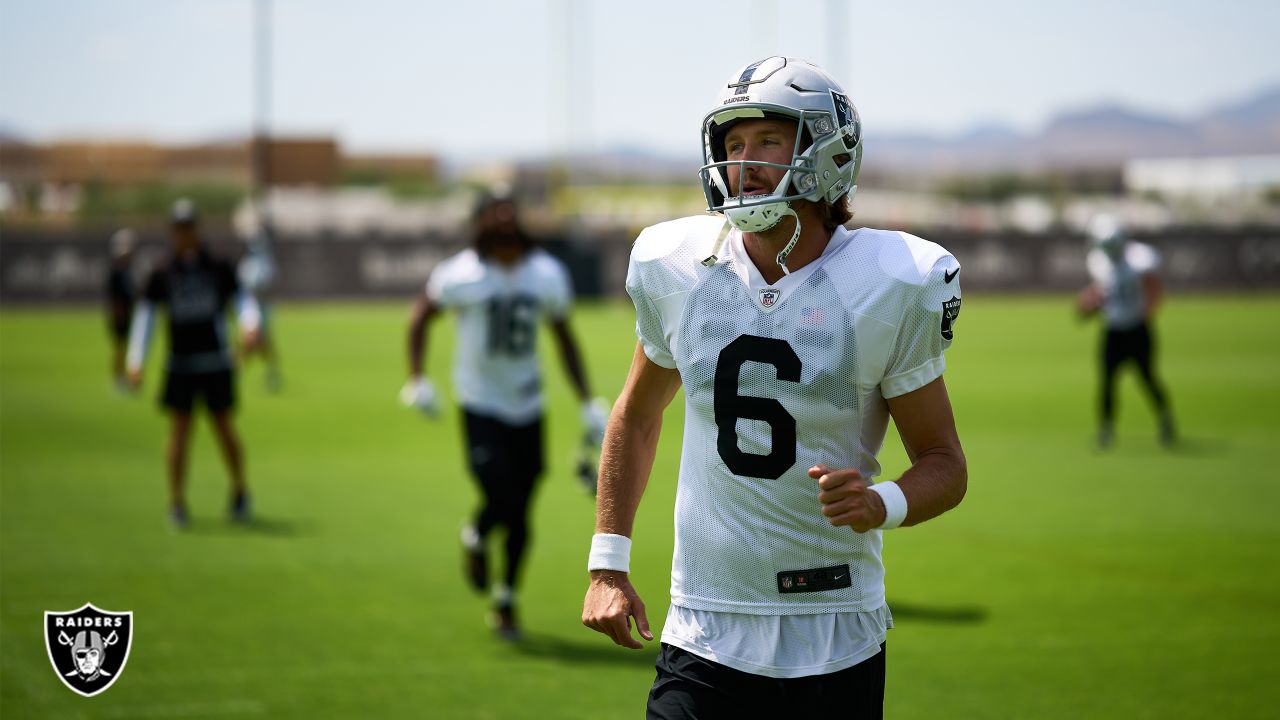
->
[427,248,571,424]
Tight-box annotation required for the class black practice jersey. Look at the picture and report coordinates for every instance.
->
[142,251,239,373]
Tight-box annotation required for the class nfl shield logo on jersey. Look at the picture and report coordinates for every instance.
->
[45,603,133,697]
[759,288,780,307]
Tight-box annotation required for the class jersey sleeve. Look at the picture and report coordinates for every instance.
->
[624,216,719,369]
[1085,249,1110,285]
[880,255,961,398]
[625,250,676,369]
[540,255,573,320]
[1127,242,1161,274]
[425,260,455,307]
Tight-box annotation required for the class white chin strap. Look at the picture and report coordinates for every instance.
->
[771,206,801,276]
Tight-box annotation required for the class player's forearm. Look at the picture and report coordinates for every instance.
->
[407,321,426,378]
[553,323,591,400]
[895,447,967,527]
[1143,275,1163,317]
[125,302,155,372]
[407,296,433,378]
[594,408,662,538]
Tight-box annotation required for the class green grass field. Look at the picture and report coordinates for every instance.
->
[3,295,1279,719]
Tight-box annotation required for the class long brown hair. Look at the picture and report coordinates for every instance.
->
[819,194,853,233]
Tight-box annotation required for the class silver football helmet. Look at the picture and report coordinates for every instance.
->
[1087,213,1127,257]
[699,57,862,272]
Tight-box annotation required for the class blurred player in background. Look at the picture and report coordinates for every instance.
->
[581,57,968,718]
[404,191,608,641]
[1077,215,1176,448]
[126,198,262,528]
[105,228,137,392]
[237,227,282,392]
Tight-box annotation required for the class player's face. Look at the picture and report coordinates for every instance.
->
[171,222,200,255]
[476,201,525,265]
[722,118,798,199]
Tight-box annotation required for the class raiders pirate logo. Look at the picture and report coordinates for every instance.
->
[45,603,133,697]
[941,296,962,341]
[759,288,780,308]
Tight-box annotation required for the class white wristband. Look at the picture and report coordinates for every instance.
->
[587,533,632,573]
[869,481,908,530]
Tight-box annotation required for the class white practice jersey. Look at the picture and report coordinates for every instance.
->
[427,248,572,424]
[1087,242,1159,330]
[627,215,961,615]
[237,247,276,293]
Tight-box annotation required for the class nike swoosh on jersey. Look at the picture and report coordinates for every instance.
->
[944,268,960,283]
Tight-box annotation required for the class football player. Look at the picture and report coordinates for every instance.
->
[237,227,282,392]
[1077,215,1176,448]
[126,199,261,528]
[581,57,968,717]
[404,191,607,641]
[105,228,137,393]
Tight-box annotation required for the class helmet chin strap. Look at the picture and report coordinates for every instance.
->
[773,205,801,276]
[720,197,802,275]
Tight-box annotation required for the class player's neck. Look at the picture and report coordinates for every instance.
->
[742,216,831,285]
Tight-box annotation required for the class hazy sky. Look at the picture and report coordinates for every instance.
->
[2,0,1278,161]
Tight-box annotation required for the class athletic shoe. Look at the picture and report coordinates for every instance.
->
[1159,415,1177,447]
[491,602,521,642]
[1097,424,1114,450]
[230,491,251,523]
[170,504,189,531]
[461,526,487,593]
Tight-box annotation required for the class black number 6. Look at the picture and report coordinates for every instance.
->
[713,335,801,479]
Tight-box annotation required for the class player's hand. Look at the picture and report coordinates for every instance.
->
[810,464,886,533]
[241,327,262,352]
[1076,286,1102,318]
[399,377,440,418]
[581,397,609,448]
[582,570,652,649]
[125,367,143,391]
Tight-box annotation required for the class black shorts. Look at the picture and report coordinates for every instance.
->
[461,409,544,483]
[647,643,886,720]
[1103,323,1153,373]
[161,370,235,414]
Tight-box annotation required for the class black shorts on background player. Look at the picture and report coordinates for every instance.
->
[462,409,544,524]
[107,266,135,339]
[162,370,235,413]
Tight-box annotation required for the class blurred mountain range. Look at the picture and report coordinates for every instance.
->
[561,84,1280,179]
[865,85,1280,173]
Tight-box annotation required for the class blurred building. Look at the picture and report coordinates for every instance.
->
[1125,154,1280,200]
[0,137,438,226]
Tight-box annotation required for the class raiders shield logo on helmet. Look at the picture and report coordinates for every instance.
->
[941,296,962,341]
[45,603,133,697]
